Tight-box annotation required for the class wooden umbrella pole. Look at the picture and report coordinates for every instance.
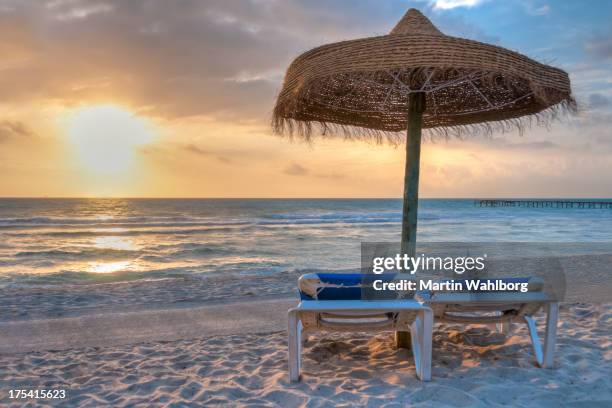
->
[396,91,426,349]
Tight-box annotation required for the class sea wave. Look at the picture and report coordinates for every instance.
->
[3,226,246,238]
[0,265,358,289]
[14,248,138,260]
[0,216,250,228]
[0,211,445,229]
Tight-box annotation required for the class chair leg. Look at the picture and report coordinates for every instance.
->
[497,321,511,335]
[420,309,433,381]
[524,302,558,368]
[542,302,558,368]
[410,317,421,377]
[495,312,511,335]
[524,315,543,366]
[288,310,301,382]
[410,310,432,381]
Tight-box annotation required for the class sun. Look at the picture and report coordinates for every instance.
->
[66,105,155,175]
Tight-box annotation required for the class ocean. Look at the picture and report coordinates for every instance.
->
[1,198,611,320]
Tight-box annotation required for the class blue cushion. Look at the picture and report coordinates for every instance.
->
[299,273,397,300]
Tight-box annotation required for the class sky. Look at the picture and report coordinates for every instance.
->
[0,0,611,198]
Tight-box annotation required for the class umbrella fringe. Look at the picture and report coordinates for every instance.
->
[272,97,577,145]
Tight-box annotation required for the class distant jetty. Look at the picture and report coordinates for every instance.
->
[475,199,612,209]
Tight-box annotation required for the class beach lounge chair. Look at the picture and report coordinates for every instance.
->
[417,277,559,368]
[288,273,433,382]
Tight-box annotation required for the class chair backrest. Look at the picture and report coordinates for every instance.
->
[297,273,415,331]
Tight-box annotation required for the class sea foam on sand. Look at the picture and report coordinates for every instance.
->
[0,303,610,407]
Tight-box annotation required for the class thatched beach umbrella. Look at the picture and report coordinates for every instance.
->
[273,9,574,345]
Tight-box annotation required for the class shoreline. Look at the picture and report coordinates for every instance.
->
[4,250,612,322]
[0,270,304,322]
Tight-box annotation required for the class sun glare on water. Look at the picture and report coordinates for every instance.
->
[66,105,155,175]
[93,236,138,251]
[87,260,132,274]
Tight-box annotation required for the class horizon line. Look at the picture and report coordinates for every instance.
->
[2,196,612,200]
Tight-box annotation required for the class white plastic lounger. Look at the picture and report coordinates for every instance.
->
[288,273,433,382]
[418,277,559,368]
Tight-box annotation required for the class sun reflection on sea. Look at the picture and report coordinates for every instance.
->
[93,236,138,251]
[96,227,128,233]
[88,235,140,273]
[87,260,132,273]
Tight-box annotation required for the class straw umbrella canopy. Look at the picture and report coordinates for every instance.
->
[272,8,574,344]
[273,8,574,139]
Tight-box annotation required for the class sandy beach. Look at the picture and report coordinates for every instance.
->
[1,301,610,407]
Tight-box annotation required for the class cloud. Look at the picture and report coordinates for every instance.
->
[503,140,559,150]
[585,33,612,60]
[224,69,283,84]
[0,0,316,121]
[48,1,115,21]
[282,163,347,181]
[183,144,231,163]
[429,0,486,10]
[522,2,550,16]
[284,163,308,176]
[142,141,282,168]
[0,0,505,125]
[428,11,499,43]
[589,93,610,109]
[0,121,34,143]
